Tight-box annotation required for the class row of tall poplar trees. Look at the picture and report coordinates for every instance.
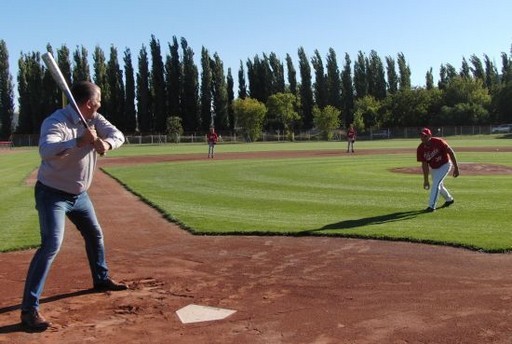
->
[1,36,512,141]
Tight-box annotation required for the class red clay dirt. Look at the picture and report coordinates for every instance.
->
[1,147,512,344]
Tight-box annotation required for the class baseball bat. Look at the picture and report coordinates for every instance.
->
[41,52,89,128]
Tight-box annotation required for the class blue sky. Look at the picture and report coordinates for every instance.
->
[1,0,511,91]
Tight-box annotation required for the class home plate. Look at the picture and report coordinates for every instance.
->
[176,304,237,324]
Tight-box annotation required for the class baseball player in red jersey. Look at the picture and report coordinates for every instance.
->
[346,124,356,153]
[206,127,218,158]
[416,128,460,212]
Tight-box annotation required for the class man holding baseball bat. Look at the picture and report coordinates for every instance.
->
[417,127,459,212]
[20,81,126,331]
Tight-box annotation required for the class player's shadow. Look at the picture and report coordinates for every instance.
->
[0,288,97,333]
[307,210,425,232]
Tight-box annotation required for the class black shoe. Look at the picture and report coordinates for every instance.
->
[424,207,435,213]
[94,278,128,292]
[21,309,51,331]
[443,199,455,207]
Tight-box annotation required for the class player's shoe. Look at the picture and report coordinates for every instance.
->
[424,207,435,213]
[443,199,455,207]
[21,309,51,331]
[94,278,128,292]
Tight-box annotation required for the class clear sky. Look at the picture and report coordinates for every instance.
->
[1,0,511,91]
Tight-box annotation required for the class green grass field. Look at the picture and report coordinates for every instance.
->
[1,137,511,252]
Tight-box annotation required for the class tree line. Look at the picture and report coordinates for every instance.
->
[1,36,512,141]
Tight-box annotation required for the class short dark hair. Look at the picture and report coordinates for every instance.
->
[71,81,99,105]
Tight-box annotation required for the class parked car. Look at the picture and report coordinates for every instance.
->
[491,124,512,134]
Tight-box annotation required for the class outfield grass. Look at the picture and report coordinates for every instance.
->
[104,150,512,252]
[0,149,40,251]
[1,137,511,252]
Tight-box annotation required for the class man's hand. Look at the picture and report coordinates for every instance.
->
[453,166,460,178]
[77,127,98,147]
[93,138,111,155]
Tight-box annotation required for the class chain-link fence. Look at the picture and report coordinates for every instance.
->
[8,125,505,147]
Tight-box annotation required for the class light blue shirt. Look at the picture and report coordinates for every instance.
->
[37,105,125,194]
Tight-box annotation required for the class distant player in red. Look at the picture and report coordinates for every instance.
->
[206,127,218,158]
[416,128,460,212]
[346,124,356,153]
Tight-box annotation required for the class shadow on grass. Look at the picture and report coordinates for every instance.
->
[307,210,426,233]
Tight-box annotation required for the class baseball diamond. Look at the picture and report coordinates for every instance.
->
[1,148,512,343]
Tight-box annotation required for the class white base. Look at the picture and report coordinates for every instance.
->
[176,304,237,324]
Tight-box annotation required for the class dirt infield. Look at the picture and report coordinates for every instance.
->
[2,148,512,344]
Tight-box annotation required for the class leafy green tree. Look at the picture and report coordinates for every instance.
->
[298,47,313,128]
[17,52,44,134]
[311,49,328,108]
[166,36,181,122]
[441,76,491,124]
[341,53,354,125]
[237,60,247,99]
[469,54,485,82]
[352,110,365,132]
[382,88,442,127]
[460,57,471,79]
[232,97,266,141]
[385,56,398,94]
[500,51,512,84]
[246,54,271,103]
[123,48,137,133]
[425,68,434,90]
[57,45,72,87]
[180,38,200,131]
[200,47,213,129]
[285,54,297,96]
[492,82,512,123]
[106,46,125,129]
[166,116,183,143]
[226,68,235,130]
[439,103,489,125]
[72,46,90,82]
[483,54,499,90]
[397,52,411,90]
[266,92,300,140]
[353,95,381,129]
[211,53,229,130]
[326,48,342,110]
[136,45,152,132]
[269,52,285,94]
[313,105,340,140]
[149,35,167,132]
[0,40,15,139]
[439,63,458,90]
[42,44,61,115]
[367,50,386,100]
[353,51,367,98]
[93,45,109,109]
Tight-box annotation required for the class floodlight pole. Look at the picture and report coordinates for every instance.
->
[210,100,216,128]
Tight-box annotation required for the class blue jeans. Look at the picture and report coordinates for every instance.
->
[21,182,110,311]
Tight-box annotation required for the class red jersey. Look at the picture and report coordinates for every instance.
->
[207,131,218,144]
[416,137,450,169]
[347,128,356,141]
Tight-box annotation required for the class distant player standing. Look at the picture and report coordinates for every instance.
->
[206,127,218,158]
[346,124,356,153]
[416,128,460,212]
